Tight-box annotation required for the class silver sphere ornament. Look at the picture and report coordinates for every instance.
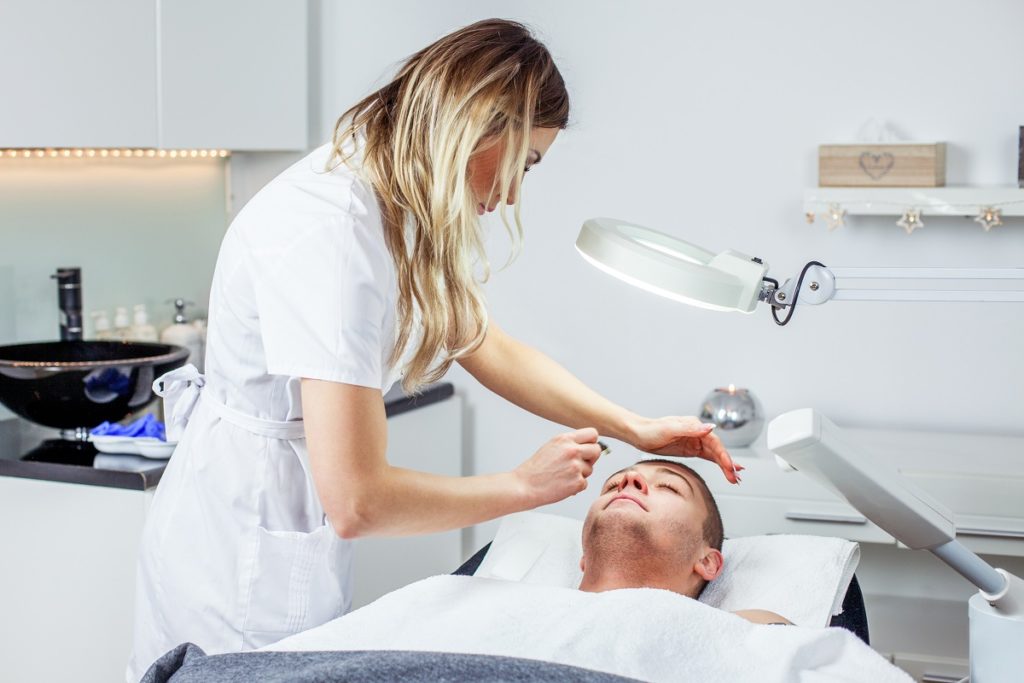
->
[699,386,764,447]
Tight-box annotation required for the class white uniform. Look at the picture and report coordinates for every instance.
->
[127,141,415,680]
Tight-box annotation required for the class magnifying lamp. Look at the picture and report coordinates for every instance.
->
[576,217,1024,681]
[576,217,1024,325]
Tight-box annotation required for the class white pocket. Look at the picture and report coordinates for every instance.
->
[242,523,352,647]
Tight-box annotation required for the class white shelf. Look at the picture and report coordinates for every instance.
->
[804,186,1024,217]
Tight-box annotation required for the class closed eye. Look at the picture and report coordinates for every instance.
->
[603,478,621,492]
[657,483,679,494]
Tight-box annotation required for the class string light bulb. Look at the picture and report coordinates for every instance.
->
[974,206,1003,232]
[897,208,924,235]
[824,203,846,230]
[0,147,231,159]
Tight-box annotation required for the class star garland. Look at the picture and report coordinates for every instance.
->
[823,203,846,230]
[897,209,924,235]
[810,198,1021,234]
[974,206,1003,231]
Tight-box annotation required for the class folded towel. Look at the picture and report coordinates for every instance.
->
[699,534,859,627]
[91,413,166,440]
[474,511,859,627]
[266,575,909,683]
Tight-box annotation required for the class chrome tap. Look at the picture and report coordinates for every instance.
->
[51,267,83,341]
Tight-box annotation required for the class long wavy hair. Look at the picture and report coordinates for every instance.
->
[329,19,570,392]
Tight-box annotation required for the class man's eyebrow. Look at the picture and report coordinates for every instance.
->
[655,467,695,495]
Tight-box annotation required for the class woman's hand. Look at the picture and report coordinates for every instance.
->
[629,416,743,484]
[514,427,604,507]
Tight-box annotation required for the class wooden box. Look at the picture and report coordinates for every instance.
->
[818,143,945,187]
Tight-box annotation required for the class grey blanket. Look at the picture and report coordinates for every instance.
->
[142,643,642,682]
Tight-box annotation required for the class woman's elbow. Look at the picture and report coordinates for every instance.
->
[326,496,376,540]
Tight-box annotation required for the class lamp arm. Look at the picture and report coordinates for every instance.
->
[767,409,1022,615]
[769,266,1024,306]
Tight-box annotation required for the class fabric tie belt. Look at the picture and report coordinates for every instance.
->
[153,364,306,441]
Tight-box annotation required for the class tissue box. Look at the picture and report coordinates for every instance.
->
[818,143,945,187]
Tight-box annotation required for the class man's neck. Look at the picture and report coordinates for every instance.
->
[578,565,695,597]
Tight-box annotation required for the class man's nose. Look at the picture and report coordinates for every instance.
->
[618,470,648,494]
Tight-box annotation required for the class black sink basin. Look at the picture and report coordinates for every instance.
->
[0,341,189,430]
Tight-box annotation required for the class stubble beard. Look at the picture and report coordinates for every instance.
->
[583,509,700,585]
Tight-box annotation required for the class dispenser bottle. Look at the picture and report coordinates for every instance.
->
[90,310,114,340]
[113,306,131,341]
[161,298,203,371]
[130,304,159,342]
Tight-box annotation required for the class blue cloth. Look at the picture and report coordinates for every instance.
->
[91,413,167,441]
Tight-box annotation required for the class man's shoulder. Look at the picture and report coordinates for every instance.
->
[731,609,793,625]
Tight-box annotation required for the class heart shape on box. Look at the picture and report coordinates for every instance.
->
[859,151,895,180]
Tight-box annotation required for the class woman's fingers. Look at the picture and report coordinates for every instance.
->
[570,427,599,444]
[701,433,741,484]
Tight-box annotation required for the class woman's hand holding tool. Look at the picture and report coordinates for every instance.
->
[514,427,604,505]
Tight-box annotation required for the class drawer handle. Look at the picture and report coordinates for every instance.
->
[921,674,966,683]
[785,511,867,525]
[958,526,1024,540]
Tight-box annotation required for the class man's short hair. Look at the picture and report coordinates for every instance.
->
[637,458,724,551]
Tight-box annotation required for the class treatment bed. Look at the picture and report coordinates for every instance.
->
[141,512,897,683]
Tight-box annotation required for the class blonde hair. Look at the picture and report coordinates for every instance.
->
[329,19,569,392]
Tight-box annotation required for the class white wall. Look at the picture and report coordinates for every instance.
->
[311,0,1024,548]
[0,157,227,338]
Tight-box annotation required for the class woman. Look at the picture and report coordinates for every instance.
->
[128,18,739,680]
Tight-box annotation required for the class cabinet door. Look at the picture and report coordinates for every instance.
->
[158,0,307,150]
[0,477,151,682]
[0,0,158,148]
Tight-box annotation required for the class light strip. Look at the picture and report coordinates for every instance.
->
[0,148,230,159]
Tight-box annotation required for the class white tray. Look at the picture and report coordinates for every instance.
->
[89,435,177,460]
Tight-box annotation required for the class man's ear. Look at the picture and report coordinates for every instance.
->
[693,547,724,582]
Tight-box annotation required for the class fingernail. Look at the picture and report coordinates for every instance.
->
[702,423,716,430]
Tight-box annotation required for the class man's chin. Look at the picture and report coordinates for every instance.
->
[585,514,654,557]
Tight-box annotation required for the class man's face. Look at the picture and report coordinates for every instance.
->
[582,461,710,566]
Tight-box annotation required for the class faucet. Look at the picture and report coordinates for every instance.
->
[51,267,83,341]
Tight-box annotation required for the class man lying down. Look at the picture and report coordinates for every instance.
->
[254,459,910,682]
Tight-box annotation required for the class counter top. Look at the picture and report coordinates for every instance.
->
[0,382,455,492]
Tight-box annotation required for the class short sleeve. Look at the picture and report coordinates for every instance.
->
[248,214,392,389]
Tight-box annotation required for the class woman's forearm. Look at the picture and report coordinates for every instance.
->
[458,324,642,443]
[342,466,533,538]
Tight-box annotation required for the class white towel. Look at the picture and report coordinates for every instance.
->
[700,534,859,627]
[475,511,859,627]
[266,575,909,683]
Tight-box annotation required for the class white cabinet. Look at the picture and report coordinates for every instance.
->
[0,477,153,683]
[891,651,969,683]
[0,0,307,150]
[0,0,158,148]
[158,0,307,150]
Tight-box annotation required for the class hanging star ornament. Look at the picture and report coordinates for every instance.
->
[974,206,1003,232]
[897,208,924,235]
[824,203,846,230]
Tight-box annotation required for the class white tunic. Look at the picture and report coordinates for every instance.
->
[127,141,414,680]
